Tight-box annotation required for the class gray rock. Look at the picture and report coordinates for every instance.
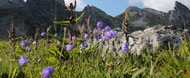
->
[0,0,24,9]
[169,1,190,29]
[80,25,189,56]
[0,0,69,39]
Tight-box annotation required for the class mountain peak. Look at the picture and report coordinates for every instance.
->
[168,1,190,28]
[174,1,189,11]
[83,5,101,11]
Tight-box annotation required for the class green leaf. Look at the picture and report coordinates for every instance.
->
[12,66,17,78]
[54,21,70,25]
[54,47,64,57]
[47,49,57,56]
[76,12,85,22]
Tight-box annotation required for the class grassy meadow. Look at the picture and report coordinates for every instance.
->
[0,29,190,78]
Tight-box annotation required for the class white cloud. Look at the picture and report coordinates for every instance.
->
[129,0,190,12]
[129,0,142,6]
[23,0,27,2]
[64,0,86,9]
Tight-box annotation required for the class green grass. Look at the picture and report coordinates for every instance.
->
[0,35,190,78]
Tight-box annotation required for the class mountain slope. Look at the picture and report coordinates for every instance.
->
[0,1,190,39]
[78,5,121,29]
[0,0,69,39]
[116,1,190,30]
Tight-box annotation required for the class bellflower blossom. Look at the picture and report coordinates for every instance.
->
[42,67,54,78]
[41,32,46,37]
[97,21,103,28]
[122,44,129,53]
[21,41,30,47]
[66,44,74,51]
[18,56,29,66]
[84,34,89,40]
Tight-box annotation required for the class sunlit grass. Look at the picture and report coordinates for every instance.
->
[0,35,190,78]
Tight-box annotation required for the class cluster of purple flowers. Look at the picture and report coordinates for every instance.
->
[99,25,118,43]
[96,21,129,53]
[17,21,129,78]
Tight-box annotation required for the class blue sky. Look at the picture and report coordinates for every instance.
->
[80,0,144,17]
[65,0,190,17]
[24,0,190,17]
[67,0,144,17]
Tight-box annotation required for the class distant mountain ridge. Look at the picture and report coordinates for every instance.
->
[80,1,190,31]
[0,0,189,39]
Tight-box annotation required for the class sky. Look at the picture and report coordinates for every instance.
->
[65,0,190,17]
[24,0,190,17]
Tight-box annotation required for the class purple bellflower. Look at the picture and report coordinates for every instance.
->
[26,47,31,52]
[72,36,76,42]
[41,32,46,37]
[105,26,111,32]
[42,67,54,78]
[97,21,103,28]
[66,44,74,51]
[18,56,29,66]
[122,44,129,53]
[106,32,113,39]
[21,41,30,48]
[84,34,89,40]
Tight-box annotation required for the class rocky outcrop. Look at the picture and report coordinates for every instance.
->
[169,1,190,29]
[22,0,69,36]
[116,1,190,31]
[115,6,169,28]
[81,25,188,56]
[0,0,25,39]
[0,0,69,39]
[0,0,24,9]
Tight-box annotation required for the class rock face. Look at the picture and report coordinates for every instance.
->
[115,1,190,31]
[81,25,188,56]
[79,1,190,32]
[22,0,69,36]
[0,0,24,9]
[0,0,69,39]
[127,25,187,55]
[115,6,169,28]
[169,1,190,29]
[0,0,25,39]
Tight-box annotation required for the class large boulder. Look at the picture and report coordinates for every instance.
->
[80,25,188,56]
